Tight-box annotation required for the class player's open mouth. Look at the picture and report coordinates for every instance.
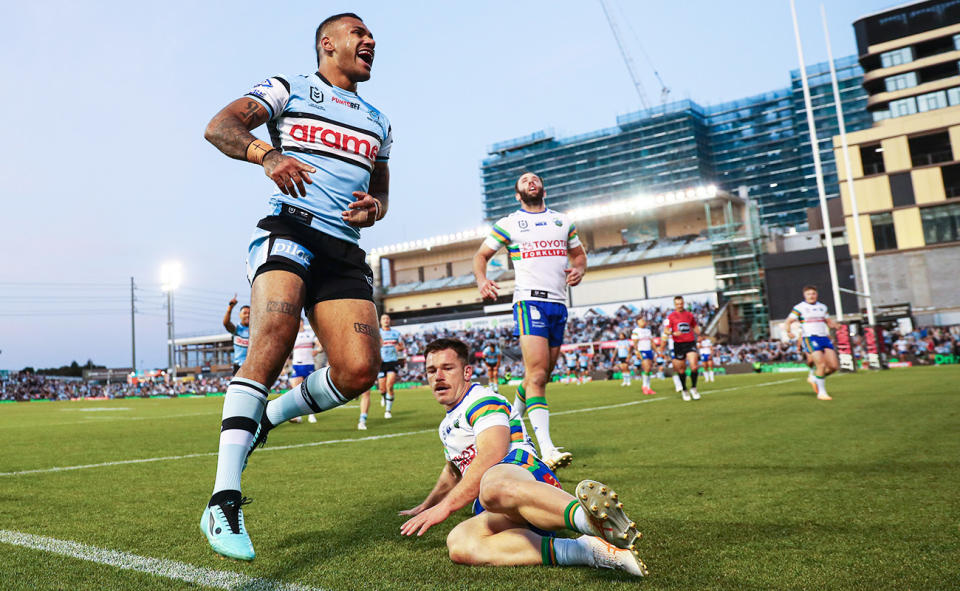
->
[357,48,374,67]
[434,383,450,394]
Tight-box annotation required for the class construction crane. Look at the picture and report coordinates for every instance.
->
[598,0,670,109]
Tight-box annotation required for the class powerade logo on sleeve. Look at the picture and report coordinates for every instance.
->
[271,239,314,268]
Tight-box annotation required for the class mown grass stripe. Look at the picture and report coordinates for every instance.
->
[0,379,799,478]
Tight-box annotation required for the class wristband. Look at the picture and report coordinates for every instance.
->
[372,198,385,221]
[246,139,277,165]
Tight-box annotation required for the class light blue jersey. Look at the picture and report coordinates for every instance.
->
[232,324,250,366]
[380,328,401,363]
[246,72,393,244]
[482,344,500,364]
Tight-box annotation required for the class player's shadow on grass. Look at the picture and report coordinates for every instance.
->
[254,495,450,584]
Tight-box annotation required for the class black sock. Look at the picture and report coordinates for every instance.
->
[678,372,687,390]
[691,370,699,388]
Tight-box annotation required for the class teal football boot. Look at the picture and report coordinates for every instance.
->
[201,492,255,560]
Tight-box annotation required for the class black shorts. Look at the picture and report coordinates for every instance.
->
[247,215,374,308]
[484,360,499,368]
[672,341,698,360]
[380,360,399,375]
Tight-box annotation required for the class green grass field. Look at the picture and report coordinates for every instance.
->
[1,368,958,591]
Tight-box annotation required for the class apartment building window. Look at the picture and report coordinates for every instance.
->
[921,202,960,244]
[872,109,891,122]
[949,87,960,106]
[870,213,898,251]
[909,131,953,166]
[954,33,960,51]
[880,46,913,68]
[884,71,918,92]
[942,163,960,198]
[860,144,885,175]
[917,90,948,112]
[889,97,917,117]
[889,172,915,207]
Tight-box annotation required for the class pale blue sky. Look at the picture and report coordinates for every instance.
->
[0,0,896,369]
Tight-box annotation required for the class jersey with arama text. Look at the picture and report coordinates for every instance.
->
[483,208,581,305]
[245,72,392,244]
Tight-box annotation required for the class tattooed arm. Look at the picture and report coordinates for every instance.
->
[203,98,316,197]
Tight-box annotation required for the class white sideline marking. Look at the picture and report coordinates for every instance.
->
[61,407,131,412]
[0,529,327,591]
[0,429,432,477]
[0,378,799,477]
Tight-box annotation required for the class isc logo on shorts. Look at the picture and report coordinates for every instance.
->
[271,239,314,268]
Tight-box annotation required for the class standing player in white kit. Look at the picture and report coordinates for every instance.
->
[289,319,320,423]
[473,172,587,470]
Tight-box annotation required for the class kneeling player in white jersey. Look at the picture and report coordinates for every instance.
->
[698,336,715,383]
[400,339,647,576]
[782,285,839,400]
[630,317,657,395]
[473,172,587,471]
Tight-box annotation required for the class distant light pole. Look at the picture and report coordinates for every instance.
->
[160,262,182,380]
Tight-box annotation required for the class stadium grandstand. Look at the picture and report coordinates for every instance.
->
[370,185,768,343]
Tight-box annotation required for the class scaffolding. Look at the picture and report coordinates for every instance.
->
[705,191,769,343]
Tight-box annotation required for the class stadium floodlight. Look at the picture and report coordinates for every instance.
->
[159,261,182,292]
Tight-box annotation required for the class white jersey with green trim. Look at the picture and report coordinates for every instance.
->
[631,326,653,352]
[483,208,582,304]
[439,383,537,476]
[787,301,831,337]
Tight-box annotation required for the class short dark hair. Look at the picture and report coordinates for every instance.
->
[315,13,363,65]
[424,338,470,365]
[515,172,542,193]
[802,285,818,293]
[674,295,684,301]
[239,305,250,312]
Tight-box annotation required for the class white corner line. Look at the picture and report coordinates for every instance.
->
[0,529,328,591]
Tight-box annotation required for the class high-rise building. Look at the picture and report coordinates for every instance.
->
[834,0,960,325]
[481,57,869,230]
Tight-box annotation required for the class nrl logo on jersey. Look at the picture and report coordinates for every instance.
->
[553,219,562,226]
[309,87,324,103]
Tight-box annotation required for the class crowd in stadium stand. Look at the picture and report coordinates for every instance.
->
[4,316,958,401]
[0,373,239,402]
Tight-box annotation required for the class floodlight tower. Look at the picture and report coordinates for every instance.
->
[160,262,182,380]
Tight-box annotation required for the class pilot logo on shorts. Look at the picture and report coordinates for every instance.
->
[271,239,314,268]
[309,87,324,103]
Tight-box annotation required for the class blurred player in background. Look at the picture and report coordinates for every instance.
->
[399,338,647,577]
[662,296,701,402]
[200,13,391,560]
[698,335,715,383]
[473,172,586,471]
[378,314,404,418]
[289,319,320,423]
[615,333,632,387]
[631,317,656,395]
[357,313,404,429]
[783,285,839,401]
[223,295,250,375]
[563,349,578,384]
[577,349,591,385]
[482,340,502,393]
